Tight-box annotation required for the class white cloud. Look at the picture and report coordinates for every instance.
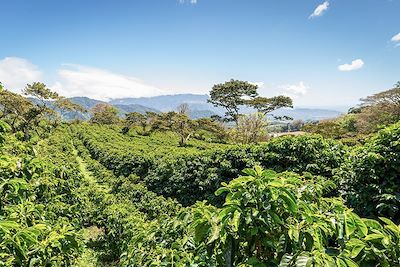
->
[391,33,400,47]
[391,33,400,43]
[309,1,329,18]
[338,59,364,71]
[0,57,42,92]
[279,81,308,98]
[179,0,197,4]
[52,64,165,101]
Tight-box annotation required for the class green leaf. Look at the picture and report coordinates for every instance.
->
[350,244,365,258]
[279,254,293,267]
[280,193,298,213]
[364,233,385,241]
[295,253,312,267]
[215,187,230,196]
[352,214,368,237]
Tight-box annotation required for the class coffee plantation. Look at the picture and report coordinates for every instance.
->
[0,120,399,266]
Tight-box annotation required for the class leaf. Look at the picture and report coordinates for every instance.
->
[350,244,365,258]
[362,218,383,231]
[215,187,230,196]
[231,210,241,232]
[352,214,368,237]
[0,221,20,233]
[343,258,358,267]
[228,176,255,187]
[280,193,298,213]
[295,253,312,267]
[364,233,385,241]
[379,217,397,228]
[207,222,220,244]
[279,254,293,267]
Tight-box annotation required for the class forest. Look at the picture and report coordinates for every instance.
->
[0,80,399,267]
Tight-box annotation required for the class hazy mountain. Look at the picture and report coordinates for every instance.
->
[28,94,343,121]
[109,94,343,121]
[110,94,212,112]
[272,108,342,121]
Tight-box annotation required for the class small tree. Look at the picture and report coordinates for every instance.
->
[90,103,119,125]
[208,79,258,125]
[248,95,293,116]
[123,112,146,134]
[231,112,268,144]
[355,82,400,133]
[208,79,293,125]
[54,97,87,120]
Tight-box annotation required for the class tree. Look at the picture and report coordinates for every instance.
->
[208,79,293,125]
[177,103,189,115]
[90,103,119,125]
[248,95,293,117]
[355,82,400,133]
[123,112,146,134]
[208,79,258,125]
[0,89,33,132]
[54,97,87,120]
[230,112,268,144]
[290,119,304,131]
[0,82,62,140]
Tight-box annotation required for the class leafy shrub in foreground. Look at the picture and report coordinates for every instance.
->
[123,167,400,266]
[0,126,83,266]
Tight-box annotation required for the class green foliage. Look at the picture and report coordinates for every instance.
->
[337,121,400,222]
[122,167,400,266]
[145,134,345,205]
[208,79,259,123]
[248,95,293,117]
[0,125,83,266]
[74,123,228,177]
[90,103,120,125]
[187,167,400,266]
[1,102,399,267]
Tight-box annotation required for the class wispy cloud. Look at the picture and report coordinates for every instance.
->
[279,81,308,98]
[338,59,364,72]
[52,64,165,101]
[391,32,400,47]
[392,33,400,42]
[309,1,330,19]
[178,0,197,4]
[0,57,42,92]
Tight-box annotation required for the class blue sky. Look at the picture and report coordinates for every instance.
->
[0,0,399,107]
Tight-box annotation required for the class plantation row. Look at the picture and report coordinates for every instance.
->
[0,124,84,265]
[75,124,345,205]
[74,122,400,222]
[71,123,400,265]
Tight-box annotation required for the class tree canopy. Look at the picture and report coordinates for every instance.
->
[208,79,293,124]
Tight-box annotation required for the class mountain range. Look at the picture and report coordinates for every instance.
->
[59,94,343,121]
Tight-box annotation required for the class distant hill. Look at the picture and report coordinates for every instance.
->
[110,94,211,112]
[28,94,343,121]
[272,108,342,121]
[109,94,343,121]
[68,97,157,115]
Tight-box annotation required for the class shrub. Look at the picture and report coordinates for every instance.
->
[337,121,400,222]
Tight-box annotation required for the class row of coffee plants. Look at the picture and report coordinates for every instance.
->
[0,122,83,266]
[104,166,400,266]
[74,124,228,177]
[70,129,187,264]
[75,121,400,223]
[75,124,346,205]
[336,121,400,222]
